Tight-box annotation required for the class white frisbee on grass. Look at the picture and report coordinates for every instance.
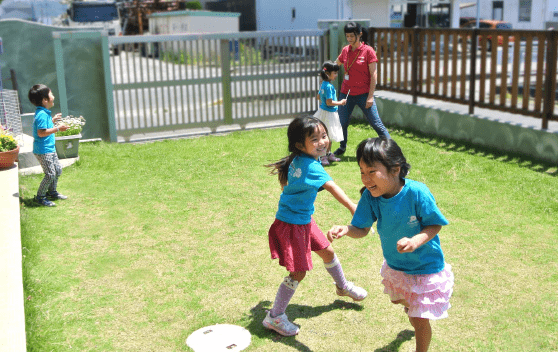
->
[186,324,251,351]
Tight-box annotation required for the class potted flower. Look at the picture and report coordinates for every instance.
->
[0,126,19,169]
[54,115,86,159]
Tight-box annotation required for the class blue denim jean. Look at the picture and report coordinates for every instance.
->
[337,92,390,150]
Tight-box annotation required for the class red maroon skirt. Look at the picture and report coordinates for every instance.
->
[268,218,331,272]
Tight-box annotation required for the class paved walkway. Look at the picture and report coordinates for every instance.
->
[0,163,26,351]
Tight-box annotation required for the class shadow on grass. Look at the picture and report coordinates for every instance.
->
[346,120,557,176]
[245,300,364,351]
[19,197,43,208]
[374,329,415,352]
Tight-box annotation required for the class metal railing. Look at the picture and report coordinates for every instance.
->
[108,30,326,137]
[370,27,558,129]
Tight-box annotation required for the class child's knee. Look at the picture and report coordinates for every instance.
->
[317,245,335,263]
[289,271,306,282]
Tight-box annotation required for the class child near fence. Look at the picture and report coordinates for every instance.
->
[314,60,346,166]
[28,84,69,207]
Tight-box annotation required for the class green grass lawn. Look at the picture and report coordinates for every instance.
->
[19,122,558,351]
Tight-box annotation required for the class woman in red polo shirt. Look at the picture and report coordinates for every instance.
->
[334,22,391,156]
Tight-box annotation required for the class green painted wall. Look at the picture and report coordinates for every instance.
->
[0,19,110,140]
[375,96,558,165]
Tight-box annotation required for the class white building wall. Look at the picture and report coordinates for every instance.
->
[351,0,390,27]
[459,0,550,30]
[256,0,351,31]
[545,0,558,24]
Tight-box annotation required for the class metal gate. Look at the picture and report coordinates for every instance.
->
[107,30,326,139]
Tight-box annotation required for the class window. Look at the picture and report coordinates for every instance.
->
[492,1,503,21]
[519,0,531,22]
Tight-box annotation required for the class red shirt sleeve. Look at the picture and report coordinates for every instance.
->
[366,46,378,64]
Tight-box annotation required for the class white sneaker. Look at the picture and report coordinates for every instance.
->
[262,311,300,336]
[336,281,368,301]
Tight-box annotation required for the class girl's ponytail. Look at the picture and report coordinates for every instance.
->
[360,26,369,45]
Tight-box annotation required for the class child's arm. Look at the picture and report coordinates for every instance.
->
[396,225,442,253]
[322,180,357,215]
[37,124,68,137]
[326,98,347,107]
[327,224,371,242]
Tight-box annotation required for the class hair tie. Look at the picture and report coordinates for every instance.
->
[323,67,327,71]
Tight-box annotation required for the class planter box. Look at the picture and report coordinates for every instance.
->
[55,134,81,159]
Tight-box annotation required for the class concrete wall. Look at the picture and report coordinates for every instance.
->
[375,94,558,165]
[0,19,111,140]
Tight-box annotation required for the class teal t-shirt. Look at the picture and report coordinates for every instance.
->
[33,106,55,154]
[276,154,332,225]
[351,179,449,275]
[319,81,338,112]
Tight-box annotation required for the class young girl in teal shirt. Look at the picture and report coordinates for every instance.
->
[328,137,454,352]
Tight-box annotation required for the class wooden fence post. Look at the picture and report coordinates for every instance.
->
[468,29,478,115]
[412,26,420,104]
[542,29,558,130]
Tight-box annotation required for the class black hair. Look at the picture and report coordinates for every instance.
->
[319,60,340,81]
[266,116,328,186]
[344,21,368,46]
[28,84,51,107]
[356,137,410,179]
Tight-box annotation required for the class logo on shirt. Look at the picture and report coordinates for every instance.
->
[408,216,418,225]
[292,168,302,178]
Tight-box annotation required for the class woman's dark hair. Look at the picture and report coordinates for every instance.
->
[356,137,410,179]
[266,116,327,186]
[344,21,368,45]
[28,84,51,107]
[319,60,340,81]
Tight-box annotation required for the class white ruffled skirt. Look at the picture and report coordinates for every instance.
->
[313,108,344,142]
[380,260,454,320]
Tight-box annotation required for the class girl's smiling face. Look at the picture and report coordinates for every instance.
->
[326,70,338,81]
[359,160,403,198]
[297,124,329,160]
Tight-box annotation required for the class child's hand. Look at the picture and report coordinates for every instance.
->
[52,113,62,122]
[396,237,418,253]
[327,225,348,242]
[340,99,347,106]
[58,124,69,132]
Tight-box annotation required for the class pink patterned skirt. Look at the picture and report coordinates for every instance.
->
[380,260,454,320]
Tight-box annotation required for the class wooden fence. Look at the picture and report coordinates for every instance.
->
[370,27,558,129]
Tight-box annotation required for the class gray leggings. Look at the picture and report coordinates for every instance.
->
[35,152,62,196]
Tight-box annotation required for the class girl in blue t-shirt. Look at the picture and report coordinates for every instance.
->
[262,116,366,337]
[313,60,346,166]
[327,137,454,352]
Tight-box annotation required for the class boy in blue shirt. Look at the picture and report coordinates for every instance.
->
[28,84,69,207]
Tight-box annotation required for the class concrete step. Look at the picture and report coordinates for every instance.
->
[18,134,79,176]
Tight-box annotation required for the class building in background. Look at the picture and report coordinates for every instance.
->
[0,0,67,24]
[205,0,352,31]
